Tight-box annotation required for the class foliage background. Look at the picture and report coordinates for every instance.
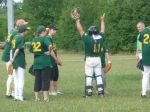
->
[1,0,150,53]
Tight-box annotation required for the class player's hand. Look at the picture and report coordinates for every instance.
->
[71,7,80,21]
[9,59,14,64]
[45,51,51,56]
[107,60,111,64]
[136,52,139,61]
[101,13,105,20]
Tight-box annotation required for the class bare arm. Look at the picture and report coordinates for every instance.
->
[76,19,85,36]
[10,49,19,63]
[105,52,111,63]
[47,45,62,65]
[10,49,13,61]
[100,13,105,34]
[50,50,62,66]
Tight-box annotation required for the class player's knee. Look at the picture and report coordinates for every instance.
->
[86,76,93,85]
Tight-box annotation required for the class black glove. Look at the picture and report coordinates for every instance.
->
[136,59,144,71]
[29,65,35,76]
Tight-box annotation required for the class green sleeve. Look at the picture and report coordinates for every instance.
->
[81,33,88,42]
[17,37,25,49]
[138,33,143,42]
[29,43,33,53]
[43,37,51,47]
[99,32,104,38]
[137,34,142,52]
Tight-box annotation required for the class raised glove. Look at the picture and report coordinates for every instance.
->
[136,59,144,71]
[7,63,13,75]
[104,63,112,74]
[71,7,80,20]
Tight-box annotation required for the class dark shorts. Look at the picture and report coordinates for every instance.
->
[50,65,59,81]
[34,67,51,92]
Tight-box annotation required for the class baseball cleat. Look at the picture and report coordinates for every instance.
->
[141,94,147,98]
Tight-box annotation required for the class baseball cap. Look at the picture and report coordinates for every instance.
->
[16,19,28,27]
[48,24,57,30]
[17,24,30,31]
[37,25,46,33]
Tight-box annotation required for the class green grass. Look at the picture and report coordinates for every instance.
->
[0,50,150,112]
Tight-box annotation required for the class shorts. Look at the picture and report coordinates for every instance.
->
[34,67,51,92]
[50,65,59,81]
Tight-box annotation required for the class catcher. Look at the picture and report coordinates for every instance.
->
[71,7,105,97]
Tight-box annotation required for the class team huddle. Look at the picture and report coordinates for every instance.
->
[1,8,150,102]
[1,20,62,102]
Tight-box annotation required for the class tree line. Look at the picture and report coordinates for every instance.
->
[0,0,150,53]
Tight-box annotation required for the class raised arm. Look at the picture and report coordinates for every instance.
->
[76,19,85,36]
[100,13,105,34]
[70,8,85,36]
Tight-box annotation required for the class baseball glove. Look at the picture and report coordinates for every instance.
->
[104,63,112,74]
[136,59,144,71]
[28,65,35,76]
[71,7,80,20]
[7,63,13,75]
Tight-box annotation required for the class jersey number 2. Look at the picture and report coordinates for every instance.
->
[32,42,41,52]
[12,40,16,48]
[144,34,150,44]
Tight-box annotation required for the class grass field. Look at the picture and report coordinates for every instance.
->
[0,50,150,112]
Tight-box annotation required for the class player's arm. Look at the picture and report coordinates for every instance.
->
[100,13,105,34]
[76,19,85,36]
[136,51,139,60]
[48,45,62,65]
[10,49,19,63]
[51,50,62,65]
[105,52,111,63]
[136,34,142,60]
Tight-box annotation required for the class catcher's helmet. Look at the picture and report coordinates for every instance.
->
[88,26,99,35]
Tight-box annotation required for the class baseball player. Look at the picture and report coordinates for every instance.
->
[73,13,105,97]
[46,24,62,96]
[136,22,147,96]
[100,46,111,94]
[10,24,30,101]
[30,25,59,102]
[2,19,28,98]
[138,21,150,98]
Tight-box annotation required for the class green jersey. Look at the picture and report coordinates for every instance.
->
[82,32,104,57]
[137,34,142,52]
[100,46,109,68]
[12,34,25,69]
[139,28,150,66]
[30,36,52,69]
[46,36,57,67]
[2,29,18,62]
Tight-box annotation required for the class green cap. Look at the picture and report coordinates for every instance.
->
[37,25,46,33]
[17,24,30,31]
